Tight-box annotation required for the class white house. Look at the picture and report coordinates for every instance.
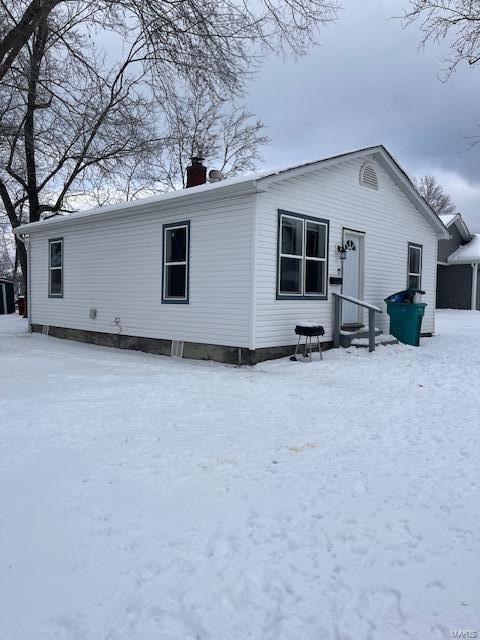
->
[14,145,449,364]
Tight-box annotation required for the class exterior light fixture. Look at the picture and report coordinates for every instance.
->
[337,244,347,260]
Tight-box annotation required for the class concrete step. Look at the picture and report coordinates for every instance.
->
[350,334,399,348]
[339,327,382,348]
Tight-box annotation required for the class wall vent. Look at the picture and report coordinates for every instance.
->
[171,340,184,358]
[360,163,379,190]
[42,325,50,335]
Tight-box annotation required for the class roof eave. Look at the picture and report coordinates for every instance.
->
[259,145,450,239]
[374,150,451,239]
[14,179,259,234]
[447,258,480,265]
[444,213,472,243]
[258,145,385,188]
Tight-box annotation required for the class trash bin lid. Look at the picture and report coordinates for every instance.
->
[385,288,425,303]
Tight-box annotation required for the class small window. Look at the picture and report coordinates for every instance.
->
[360,163,379,190]
[407,243,422,289]
[48,238,63,297]
[277,211,329,299]
[163,221,189,303]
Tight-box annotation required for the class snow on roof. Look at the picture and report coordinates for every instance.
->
[448,234,480,264]
[14,171,262,232]
[438,212,471,242]
[14,144,447,237]
[439,214,456,227]
[15,146,384,233]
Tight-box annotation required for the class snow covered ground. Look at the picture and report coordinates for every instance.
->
[1,311,479,640]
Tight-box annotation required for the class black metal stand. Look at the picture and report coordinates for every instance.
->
[290,325,324,362]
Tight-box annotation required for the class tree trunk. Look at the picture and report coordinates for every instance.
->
[24,18,48,222]
[15,236,28,297]
[0,0,60,82]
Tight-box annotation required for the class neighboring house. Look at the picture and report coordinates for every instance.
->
[437,213,480,311]
[14,145,448,364]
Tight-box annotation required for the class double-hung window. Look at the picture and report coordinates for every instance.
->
[277,211,329,299]
[407,243,422,289]
[163,221,189,303]
[48,238,63,297]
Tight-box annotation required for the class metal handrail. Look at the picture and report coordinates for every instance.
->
[332,292,383,352]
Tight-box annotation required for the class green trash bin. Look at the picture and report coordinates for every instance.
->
[385,289,426,346]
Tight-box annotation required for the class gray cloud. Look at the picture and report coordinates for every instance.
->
[246,0,480,231]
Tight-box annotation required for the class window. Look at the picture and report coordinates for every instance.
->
[407,243,422,289]
[48,238,63,297]
[163,221,189,303]
[277,211,329,299]
[360,163,379,190]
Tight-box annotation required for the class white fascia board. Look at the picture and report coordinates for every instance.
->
[257,146,384,189]
[258,145,450,240]
[374,151,451,239]
[443,213,472,242]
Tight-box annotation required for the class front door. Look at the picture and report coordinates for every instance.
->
[342,231,364,326]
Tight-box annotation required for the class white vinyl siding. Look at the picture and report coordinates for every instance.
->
[254,157,439,348]
[26,154,441,356]
[29,193,255,348]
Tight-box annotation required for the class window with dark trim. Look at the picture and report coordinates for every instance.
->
[407,243,422,289]
[277,211,329,299]
[162,221,190,303]
[48,238,63,297]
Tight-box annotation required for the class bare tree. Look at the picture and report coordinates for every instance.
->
[0,0,63,81]
[0,220,15,277]
[81,90,270,198]
[402,2,480,146]
[0,6,160,288]
[157,88,269,190]
[0,0,340,291]
[402,1,480,77]
[1,0,340,94]
[415,175,457,216]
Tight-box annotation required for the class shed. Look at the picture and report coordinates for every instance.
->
[14,145,448,364]
[0,279,15,315]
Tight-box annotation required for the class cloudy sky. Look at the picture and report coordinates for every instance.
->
[245,0,480,231]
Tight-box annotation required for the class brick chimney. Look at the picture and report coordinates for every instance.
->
[186,156,207,188]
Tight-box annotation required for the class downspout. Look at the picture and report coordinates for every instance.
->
[471,263,478,311]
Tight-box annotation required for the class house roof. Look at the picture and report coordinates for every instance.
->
[14,145,449,238]
[439,213,456,227]
[438,212,471,243]
[447,234,480,264]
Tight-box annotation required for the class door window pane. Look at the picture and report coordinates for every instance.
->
[306,222,326,259]
[50,269,62,295]
[280,257,302,294]
[166,227,186,263]
[165,264,186,298]
[281,217,303,256]
[305,260,324,294]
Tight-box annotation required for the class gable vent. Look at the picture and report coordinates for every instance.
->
[360,163,379,190]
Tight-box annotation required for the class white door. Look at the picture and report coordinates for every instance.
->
[342,231,363,325]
